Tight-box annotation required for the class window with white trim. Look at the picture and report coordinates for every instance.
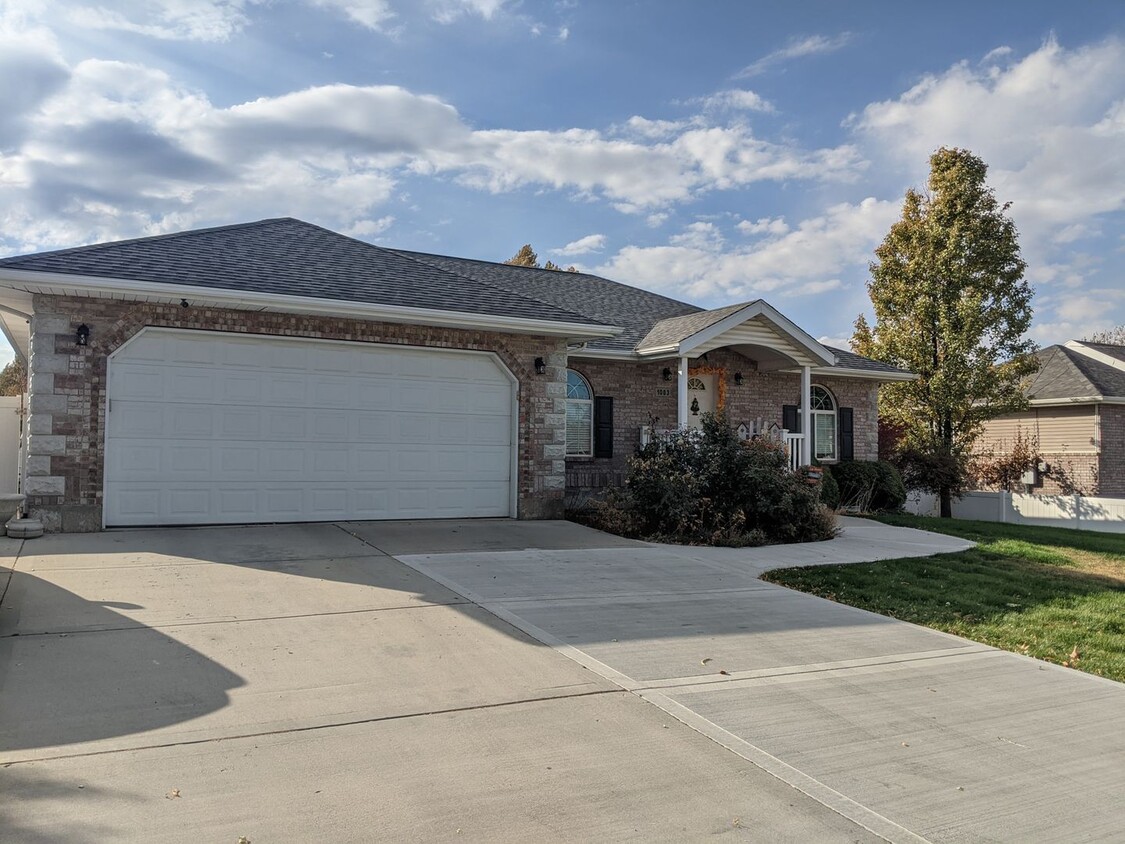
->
[810,385,837,461]
[565,369,593,456]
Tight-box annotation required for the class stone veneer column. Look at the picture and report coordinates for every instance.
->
[23,312,75,531]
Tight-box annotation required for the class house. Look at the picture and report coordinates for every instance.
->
[0,218,912,532]
[976,341,1125,497]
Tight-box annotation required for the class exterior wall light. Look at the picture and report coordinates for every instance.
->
[733,371,744,386]
[534,357,546,375]
[662,367,673,382]
[180,299,190,308]
[76,324,90,346]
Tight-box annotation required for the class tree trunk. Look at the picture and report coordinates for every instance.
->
[939,485,952,518]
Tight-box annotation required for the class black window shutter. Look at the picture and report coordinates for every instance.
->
[782,404,799,433]
[839,407,854,461]
[594,396,614,458]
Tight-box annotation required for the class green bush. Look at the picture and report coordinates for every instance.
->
[586,412,837,546]
[819,465,841,509]
[830,460,906,512]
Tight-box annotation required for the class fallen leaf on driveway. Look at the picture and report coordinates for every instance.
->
[165,789,181,800]
[701,658,712,665]
[718,670,730,675]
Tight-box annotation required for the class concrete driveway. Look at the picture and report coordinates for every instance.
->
[2,518,1122,842]
[1,521,874,843]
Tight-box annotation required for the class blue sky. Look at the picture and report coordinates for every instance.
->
[2,0,1124,366]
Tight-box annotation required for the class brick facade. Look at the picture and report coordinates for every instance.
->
[1097,405,1125,497]
[565,347,880,501]
[25,294,568,531]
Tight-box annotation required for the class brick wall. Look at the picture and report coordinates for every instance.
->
[565,348,880,498]
[1097,405,1124,497]
[25,294,567,531]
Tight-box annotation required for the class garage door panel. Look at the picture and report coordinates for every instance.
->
[264,374,309,404]
[216,447,259,475]
[106,330,515,526]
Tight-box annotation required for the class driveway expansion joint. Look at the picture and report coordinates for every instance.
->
[0,687,627,767]
[0,600,473,639]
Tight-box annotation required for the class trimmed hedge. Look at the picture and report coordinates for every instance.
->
[829,460,906,512]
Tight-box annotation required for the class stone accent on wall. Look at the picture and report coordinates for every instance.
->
[565,348,882,498]
[25,294,567,531]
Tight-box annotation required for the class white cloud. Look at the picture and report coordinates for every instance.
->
[0,35,867,255]
[553,234,606,256]
[430,0,511,24]
[737,216,789,237]
[595,198,897,302]
[66,0,251,41]
[850,36,1125,348]
[309,0,394,30]
[854,36,1125,241]
[737,33,852,77]
[693,89,775,114]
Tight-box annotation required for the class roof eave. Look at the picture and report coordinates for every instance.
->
[810,366,918,381]
[0,269,622,342]
[1028,395,1125,406]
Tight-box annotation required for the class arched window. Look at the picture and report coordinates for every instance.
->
[810,385,837,461]
[565,369,593,456]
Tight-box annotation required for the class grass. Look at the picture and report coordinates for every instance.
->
[762,514,1125,683]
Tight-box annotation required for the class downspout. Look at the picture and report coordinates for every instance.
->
[677,355,689,429]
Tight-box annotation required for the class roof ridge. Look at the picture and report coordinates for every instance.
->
[388,249,616,327]
[391,246,701,313]
[0,217,293,265]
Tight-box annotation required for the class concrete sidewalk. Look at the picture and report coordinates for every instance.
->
[378,517,1125,844]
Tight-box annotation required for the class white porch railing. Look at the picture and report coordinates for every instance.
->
[783,432,803,472]
[642,425,806,473]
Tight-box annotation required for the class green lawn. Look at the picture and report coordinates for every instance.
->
[762,514,1125,683]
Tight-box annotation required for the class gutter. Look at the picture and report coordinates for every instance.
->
[0,269,622,342]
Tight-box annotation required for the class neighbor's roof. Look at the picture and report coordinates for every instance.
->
[1025,344,1125,401]
[0,216,909,376]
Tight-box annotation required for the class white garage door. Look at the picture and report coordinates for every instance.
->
[104,328,516,526]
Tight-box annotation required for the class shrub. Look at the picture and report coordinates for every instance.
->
[831,460,906,512]
[605,412,837,546]
[819,465,841,510]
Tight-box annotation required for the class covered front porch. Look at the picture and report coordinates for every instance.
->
[636,300,838,469]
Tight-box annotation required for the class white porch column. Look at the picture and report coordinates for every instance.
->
[800,365,812,466]
[677,355,689,429]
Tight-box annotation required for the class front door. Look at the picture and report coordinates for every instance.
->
[686,374,716,429]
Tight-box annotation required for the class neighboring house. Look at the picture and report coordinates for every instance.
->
[0,218,912,532]
[976,341,1125,497]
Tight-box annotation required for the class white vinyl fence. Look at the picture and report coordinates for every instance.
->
[0,395,23,494]
[906,489,1125,533]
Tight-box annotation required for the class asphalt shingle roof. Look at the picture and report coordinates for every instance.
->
[0,216,910,376]
[1025,345,1125,400]
[0,218,605,328]
[391,249,698,352]
[634,303,750,352]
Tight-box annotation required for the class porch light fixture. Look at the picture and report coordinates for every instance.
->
[75,324,90,346]
[534,357,546,375]
[661,367,673,382]
[733,371,743,386]
[180,298,190,308]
